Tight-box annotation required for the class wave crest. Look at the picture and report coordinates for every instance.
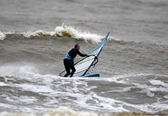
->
[54,24,103,43]
[1,25,104,43]
[1,24,120,44]
[0,31,6,40]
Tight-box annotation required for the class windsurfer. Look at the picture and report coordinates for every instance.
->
[63,44,88,77]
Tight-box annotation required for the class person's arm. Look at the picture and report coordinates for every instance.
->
[77,50,88,57]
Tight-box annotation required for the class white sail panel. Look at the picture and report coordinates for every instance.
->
[73,56,96,77]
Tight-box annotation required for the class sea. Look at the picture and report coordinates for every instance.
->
[0,0,168,116]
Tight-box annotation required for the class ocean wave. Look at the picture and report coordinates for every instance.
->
[0,25,105,43]
[0,24,127,45]
[0,71,168,114]
[0,107,167,116]
[2,24,162,47]
[0,30,139,46]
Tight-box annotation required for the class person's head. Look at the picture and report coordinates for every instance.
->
[74,44,80,50]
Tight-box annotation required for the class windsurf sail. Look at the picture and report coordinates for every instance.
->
[59,32,110,77]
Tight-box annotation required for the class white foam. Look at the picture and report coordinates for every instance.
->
[91,93,128,112]
[0,64,38,79]
[1,67,167,114]
[44,107,98,116]
[0,31,6,40]
[22,30,55,38]
[5,95,37,104]
[54,24,102,43]
[106,76,128,84]
[21,26,102,44]
[105,87,131,93]
[0,112,36,116]
[129,76,168,98]
[0,82,7,86]
[150,80,168,87]
[17,96,37,103]
[14,83,54,93]
[20,23,103,44]
[0,103,14,110]
[163,95,168,99]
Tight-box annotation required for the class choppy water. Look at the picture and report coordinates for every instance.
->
[0,0,168,116]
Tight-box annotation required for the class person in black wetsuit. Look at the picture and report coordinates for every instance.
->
[63,44,88,77]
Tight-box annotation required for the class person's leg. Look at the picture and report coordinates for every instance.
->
[69,62,76,77]
[70,67,76,77]
[64,59,70,77]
